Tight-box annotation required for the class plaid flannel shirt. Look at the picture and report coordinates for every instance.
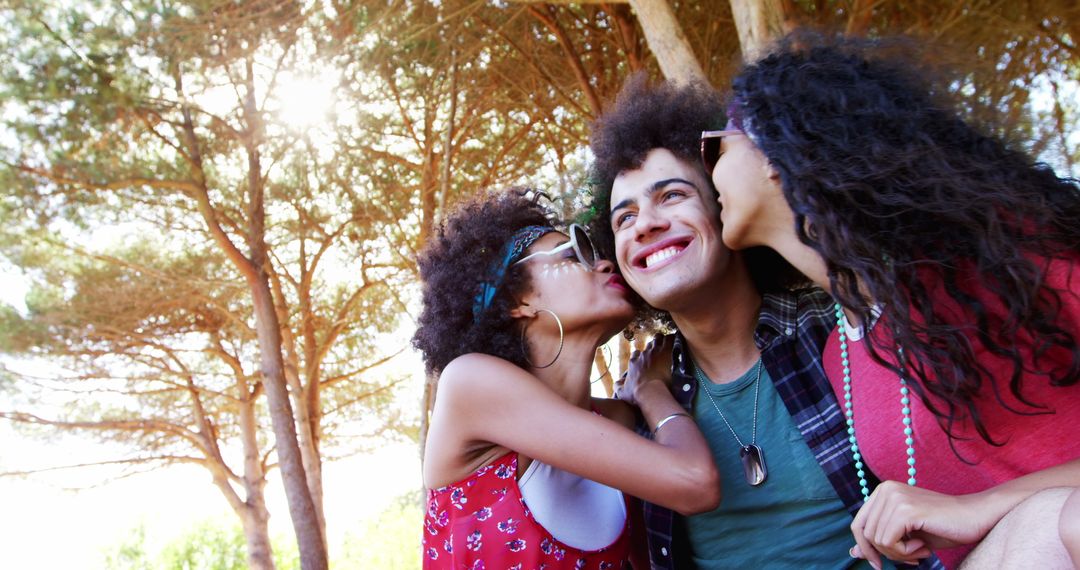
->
[643,287,942,570]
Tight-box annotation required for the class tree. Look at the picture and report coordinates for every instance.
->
[0,1,412,567]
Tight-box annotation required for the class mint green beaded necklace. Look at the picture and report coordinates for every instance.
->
[835,303,917,500]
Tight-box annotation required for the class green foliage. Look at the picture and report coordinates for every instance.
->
[335,492,423,570]
[102,523,154,570]
[157,520,248,570]
[102,519,300,570]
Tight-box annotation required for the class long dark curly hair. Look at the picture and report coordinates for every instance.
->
[587,73,804,296]
[732,32,1080,447]
[413,189,553,374]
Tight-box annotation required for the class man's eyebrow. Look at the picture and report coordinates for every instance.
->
[610,198,634,220]
[651,177,698,193]
[610,177,699,221]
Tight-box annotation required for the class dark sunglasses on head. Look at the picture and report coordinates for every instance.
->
[513,224,597,270]
[700,129,743,175]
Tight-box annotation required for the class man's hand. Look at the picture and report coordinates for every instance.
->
[614,334,673,406]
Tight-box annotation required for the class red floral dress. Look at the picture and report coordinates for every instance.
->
[422,452,631,569]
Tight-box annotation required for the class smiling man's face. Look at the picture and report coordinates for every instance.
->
[609,148,732,312]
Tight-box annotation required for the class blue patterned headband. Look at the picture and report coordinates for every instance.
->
[471,225,554,323]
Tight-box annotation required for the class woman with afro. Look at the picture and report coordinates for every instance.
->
[413,188,719,569]
[702,32,1080,569]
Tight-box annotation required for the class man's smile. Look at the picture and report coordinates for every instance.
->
[631,236,693,271]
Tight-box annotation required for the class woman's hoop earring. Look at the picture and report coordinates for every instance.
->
[521,309,564,369]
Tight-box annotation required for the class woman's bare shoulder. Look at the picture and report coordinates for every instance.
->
[438,353,536,400]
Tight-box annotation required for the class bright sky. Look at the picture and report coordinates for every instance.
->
[0,263,425,568]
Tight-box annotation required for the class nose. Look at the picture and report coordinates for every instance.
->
[594,259,615,274]
[633,203,670,241]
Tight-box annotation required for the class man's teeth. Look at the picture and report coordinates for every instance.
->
[645,247,681,268]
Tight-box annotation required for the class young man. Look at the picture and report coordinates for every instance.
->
[586,76,941,570]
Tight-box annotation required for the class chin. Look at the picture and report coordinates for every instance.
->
[632,281,695,313]
[720,226,748,251]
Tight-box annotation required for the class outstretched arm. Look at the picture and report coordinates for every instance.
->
[426,345,720,515]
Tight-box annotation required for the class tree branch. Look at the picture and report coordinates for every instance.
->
[0,455,206,478]
[13,164,198,194]
[0,411,210,456]
[527,5,602,116]
[319,348,406,388]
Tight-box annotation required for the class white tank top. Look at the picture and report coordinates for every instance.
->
[518,459,627,550]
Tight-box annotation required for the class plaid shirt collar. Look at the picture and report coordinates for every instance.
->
[668,290,801,404]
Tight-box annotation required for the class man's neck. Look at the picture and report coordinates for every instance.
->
[668,261,762,384]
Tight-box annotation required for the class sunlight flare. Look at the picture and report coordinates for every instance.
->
[271,69,340,130]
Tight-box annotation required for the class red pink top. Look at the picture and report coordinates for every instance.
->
[423,452,631,570]
[824,256,1080,568]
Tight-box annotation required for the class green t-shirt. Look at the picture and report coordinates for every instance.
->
[686,359,872,569]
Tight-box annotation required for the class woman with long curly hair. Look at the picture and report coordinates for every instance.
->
[413,188,719,569]
[701,33,1080,569]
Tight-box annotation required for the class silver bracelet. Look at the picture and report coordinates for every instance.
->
[654,412,692,434]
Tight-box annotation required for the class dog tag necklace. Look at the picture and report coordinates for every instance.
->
[694,358,768,486]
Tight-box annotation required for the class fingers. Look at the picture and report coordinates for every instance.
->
[856,482,935,566]
[896,536,931,564]
[864,485,912,564]
[850,528,884,570]
[852,493,885,570]
[876,490,909,553]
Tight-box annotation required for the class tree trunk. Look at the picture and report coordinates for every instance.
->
[243,60,328,570]
[437,44,458,223]
[239,492,275,570]
[627,0,707,83]
[239,377,276,570]
[728,0,787,61]
[417,105,439,249]
[286,267,327,544]
[250,265,327,569]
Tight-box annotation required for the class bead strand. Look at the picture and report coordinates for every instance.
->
[898,350,917,486]
[835,303,916,502]
[836,304,870,500]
